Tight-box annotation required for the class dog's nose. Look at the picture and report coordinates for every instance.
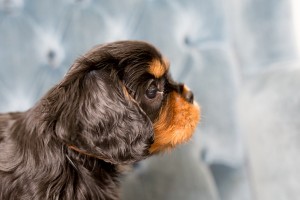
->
[183,90,194,103]
[175,84,194,103]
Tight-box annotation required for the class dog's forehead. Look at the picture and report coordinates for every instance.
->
[148,58,169,78]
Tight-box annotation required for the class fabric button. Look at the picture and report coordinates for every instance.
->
[37,34,65,68]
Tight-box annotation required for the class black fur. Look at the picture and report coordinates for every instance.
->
[0,41,166,200]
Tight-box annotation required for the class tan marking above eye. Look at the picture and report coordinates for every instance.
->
[148,59,167,78]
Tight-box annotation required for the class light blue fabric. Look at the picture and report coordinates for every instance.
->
[1,0,299,200]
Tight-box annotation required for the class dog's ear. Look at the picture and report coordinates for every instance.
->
[43,54,154,164]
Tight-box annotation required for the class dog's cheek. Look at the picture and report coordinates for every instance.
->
[149,92,201,153]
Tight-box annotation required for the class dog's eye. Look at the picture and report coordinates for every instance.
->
[146,82,159,99]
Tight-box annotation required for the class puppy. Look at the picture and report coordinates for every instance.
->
[0,41,200,200]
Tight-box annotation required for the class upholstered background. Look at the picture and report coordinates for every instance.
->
[1,0,300,199]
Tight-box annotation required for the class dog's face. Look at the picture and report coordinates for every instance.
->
[43,41,200,164]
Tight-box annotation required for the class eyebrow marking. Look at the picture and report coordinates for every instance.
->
[148,59,168,78]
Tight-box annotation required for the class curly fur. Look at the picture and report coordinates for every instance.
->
[0,41,200,200]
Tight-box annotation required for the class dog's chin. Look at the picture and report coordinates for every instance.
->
[149,92,201,153]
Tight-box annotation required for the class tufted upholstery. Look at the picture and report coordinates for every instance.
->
[1,0,300,200]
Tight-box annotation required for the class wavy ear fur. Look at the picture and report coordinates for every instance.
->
[42,54,154,164]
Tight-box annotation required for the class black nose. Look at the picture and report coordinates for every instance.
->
[184,90,194,103]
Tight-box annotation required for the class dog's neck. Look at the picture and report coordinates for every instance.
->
[65,144,118,175]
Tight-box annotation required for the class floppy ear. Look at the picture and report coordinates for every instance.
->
[43,55,154,164]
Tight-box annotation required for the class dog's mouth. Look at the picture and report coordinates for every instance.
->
[149,91,201,153]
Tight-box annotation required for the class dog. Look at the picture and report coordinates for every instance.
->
[0,40,200,200]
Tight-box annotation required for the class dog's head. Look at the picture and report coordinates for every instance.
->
[42,41,200,164]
